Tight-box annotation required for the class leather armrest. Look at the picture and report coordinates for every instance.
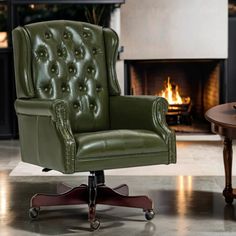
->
[110,95,168,131]
[15,98,76,174]
[15,98,65,121]
[110,95,176,163]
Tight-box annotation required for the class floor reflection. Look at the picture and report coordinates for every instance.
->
[177,176,193,216]
[0,176,8,217]
[0,172,11,225]
[176,176,193,236]
[1,174,236,235]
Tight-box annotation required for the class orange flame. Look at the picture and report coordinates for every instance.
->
[159,77,190,105]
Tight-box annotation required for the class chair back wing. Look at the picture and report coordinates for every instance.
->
[13,20,120,132]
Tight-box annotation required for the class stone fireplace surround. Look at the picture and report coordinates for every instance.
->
[124,59,225,134]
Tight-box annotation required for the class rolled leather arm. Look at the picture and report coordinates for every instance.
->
[110,95,168,132]
[15,98,63,121]
[110,96,176,163]
[15,98,76,173]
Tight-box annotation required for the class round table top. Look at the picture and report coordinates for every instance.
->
[205,102,236,129]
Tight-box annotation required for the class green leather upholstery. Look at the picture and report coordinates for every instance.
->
[12,20,176,174]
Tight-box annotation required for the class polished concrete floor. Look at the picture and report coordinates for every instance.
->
[1,140,236,235]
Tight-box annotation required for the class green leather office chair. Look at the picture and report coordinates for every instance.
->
[12,20,176,230]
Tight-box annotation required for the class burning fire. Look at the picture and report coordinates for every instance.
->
[159,77,190,105]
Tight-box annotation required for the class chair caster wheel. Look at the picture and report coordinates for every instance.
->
[145,210,155,221]
[90,219,100,231]
[29,207,40,219]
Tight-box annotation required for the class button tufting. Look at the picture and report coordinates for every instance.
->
[74,47,85,59]
[83,32,88,38]
[61,83,69,92]
[57,47,67,58]
[73,103,80,109]
[63,31,72,40]
[96,87,101,92]
[79,86,83,91]
[45,32,52,39]
[61,86,66,92]
[63,32,68,39]
[83,31,92,39]
[50,64,58,75]
[68,64,77,74]
[36,46,48,60]
[92,48,97,55]
[87,67,95,74]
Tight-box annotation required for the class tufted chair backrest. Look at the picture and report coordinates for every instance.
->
[13,20,121,133]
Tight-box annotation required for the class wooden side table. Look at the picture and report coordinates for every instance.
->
[205,102,236,204]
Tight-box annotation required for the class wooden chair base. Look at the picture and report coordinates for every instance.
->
[29,174,154,230]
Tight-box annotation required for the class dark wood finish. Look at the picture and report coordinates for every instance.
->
[96,186,152,210]
[57,183,129,196]
[205,102,236,131]
[30,183,153,217]
[32,184,148,209]
[31,185,88,207]
[205,102,236,204]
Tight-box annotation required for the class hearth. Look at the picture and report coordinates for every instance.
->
[125,59,224,133]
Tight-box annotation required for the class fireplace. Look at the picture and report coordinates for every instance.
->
[119,0,227,134]
[125,59,224,133]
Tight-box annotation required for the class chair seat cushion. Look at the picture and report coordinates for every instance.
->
[74,129,167,159]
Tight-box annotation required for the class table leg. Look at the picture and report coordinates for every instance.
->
[223,137,234,204]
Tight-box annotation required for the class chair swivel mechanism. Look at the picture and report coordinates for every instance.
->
[12,20,176,230]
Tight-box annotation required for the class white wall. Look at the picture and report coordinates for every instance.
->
[120,0,228,60]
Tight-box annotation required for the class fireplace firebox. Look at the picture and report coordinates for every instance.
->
[125,59,225,133]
